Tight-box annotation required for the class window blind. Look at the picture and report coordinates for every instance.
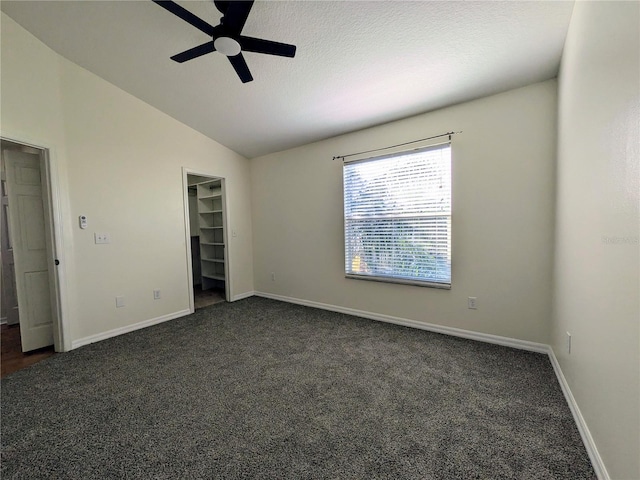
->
[343,143,452,287]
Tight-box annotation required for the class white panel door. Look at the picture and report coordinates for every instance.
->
[4,149,53,351]
[1,163,19,325]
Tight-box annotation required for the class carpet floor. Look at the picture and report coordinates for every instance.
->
[1,297,595,479]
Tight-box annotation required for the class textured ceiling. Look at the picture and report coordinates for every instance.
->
[1,1,575,158]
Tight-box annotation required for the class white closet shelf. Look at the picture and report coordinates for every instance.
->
[191,180,221,186]
[202,273,225,281]
[193,176,225,292]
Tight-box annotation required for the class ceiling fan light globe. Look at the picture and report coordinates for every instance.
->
[214,37,242,56]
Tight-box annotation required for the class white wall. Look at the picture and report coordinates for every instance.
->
[1,13,254,347]
[251,80,557,344]
[553,2,640,479]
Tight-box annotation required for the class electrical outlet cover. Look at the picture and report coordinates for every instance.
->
[468,297,478,309]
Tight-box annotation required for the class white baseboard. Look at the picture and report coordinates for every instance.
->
[71,309,191,350]
[232,291,255,302]
[547,347,609,480]
[254,291,548,353]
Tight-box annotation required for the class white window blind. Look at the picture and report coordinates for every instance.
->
[343,143,452,288]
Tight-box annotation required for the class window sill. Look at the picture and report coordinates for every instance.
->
[345,274,451,290]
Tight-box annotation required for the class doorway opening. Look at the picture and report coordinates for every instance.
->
[184,171,230,310]
[1,137,63,373]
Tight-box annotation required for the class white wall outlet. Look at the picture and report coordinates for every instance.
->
[566,331,572,354]
[468,297,478,309]
[79,215,88,229]
[116,296,125,308]
[153,289,161,300]
[271,272,276,281]
[94,232,111,244]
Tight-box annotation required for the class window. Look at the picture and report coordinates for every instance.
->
[343,143,452,288]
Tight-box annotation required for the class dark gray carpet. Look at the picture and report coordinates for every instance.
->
[1,297,595,479]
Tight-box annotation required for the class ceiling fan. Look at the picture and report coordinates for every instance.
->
[152,0,297,83]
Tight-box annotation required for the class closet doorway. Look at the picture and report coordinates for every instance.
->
[0,137,64,359]
[183,170,230,310]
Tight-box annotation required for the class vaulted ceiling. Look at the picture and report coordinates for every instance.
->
[1,1,574,158]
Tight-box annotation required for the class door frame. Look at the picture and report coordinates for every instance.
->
[182,167,231,312]
[0,132,70,352]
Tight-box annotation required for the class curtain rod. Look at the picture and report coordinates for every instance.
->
[332,131,461,161]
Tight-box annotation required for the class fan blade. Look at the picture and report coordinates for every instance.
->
[171,41,216,63]
[221,1,253,35]
[152,1,216,36]
[238,36,296,58]
[228,53,253,83]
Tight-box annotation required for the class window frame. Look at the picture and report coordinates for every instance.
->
[343,142,452,289]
